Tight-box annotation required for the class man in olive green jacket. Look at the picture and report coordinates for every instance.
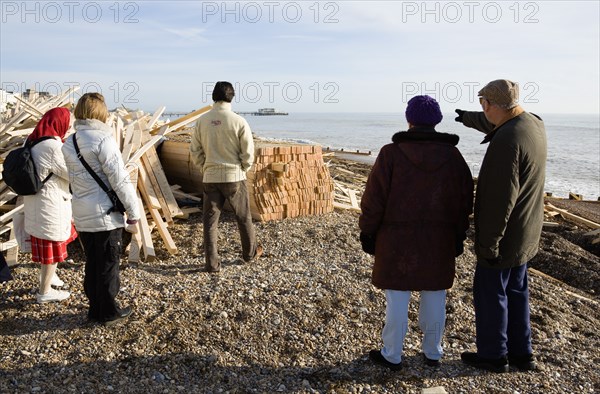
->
[455,79,547,373]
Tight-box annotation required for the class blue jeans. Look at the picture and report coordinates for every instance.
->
[474,263,532,358]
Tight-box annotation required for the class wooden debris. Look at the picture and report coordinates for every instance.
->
[530,268,598,305]
[333,181,361,212]
[584,228,600,244]
[545,203,600,229]
[569,192,583,200]
[543,221,560,228]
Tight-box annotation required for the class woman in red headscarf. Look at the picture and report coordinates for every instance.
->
[23,107,77,303]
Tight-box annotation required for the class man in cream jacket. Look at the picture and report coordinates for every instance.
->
[190,81,263,273]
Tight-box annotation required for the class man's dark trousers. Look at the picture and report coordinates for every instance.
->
[473,263,532,359]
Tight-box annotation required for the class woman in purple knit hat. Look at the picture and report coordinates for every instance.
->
[360,95,474,370]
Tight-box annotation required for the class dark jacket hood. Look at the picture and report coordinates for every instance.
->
[391,127,461,172]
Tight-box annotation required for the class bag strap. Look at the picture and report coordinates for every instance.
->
[73,134,112,195]
[27,136,55,185]
[28,135,56,148]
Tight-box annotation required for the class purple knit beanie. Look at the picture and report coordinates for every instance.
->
[405,95,443,126]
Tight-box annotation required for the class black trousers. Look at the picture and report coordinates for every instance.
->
[0,252,12,283]
[79,229,123,321]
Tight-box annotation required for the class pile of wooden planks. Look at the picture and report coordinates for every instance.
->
[0,88,211,263]
[248,143,334,221]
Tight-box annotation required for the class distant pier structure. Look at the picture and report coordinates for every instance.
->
[163,108,288,118]
[237,108,289,116]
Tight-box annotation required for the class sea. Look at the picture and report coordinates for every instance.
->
[235,112,600,201]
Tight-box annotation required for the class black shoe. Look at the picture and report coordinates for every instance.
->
[461,351,509,373]
[87,310,99,322]
[508,354,537,371]
[103,307,132,327]
[369,350,403,371]
[423,354,441,367]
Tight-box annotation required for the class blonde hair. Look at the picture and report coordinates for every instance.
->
[74,92,109,122]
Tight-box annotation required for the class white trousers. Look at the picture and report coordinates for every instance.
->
[380,289,446,364]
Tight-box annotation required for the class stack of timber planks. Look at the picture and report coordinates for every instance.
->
[0,88,211,264]
[159,139,335,221]
[248,143,334,221]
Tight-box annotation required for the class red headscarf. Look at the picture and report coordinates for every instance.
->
[27,107,71,143]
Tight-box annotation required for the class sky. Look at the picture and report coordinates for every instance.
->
[1,0,599,114]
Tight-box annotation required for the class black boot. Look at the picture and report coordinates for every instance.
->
[461,351,509,373]
[508,353,537,371]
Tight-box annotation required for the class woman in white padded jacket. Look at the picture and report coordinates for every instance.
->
[62,93,140,326]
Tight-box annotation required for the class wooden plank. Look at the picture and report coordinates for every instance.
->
[0,224,12,236]
[529,268,597,305]
[543,221,560,228]
[147,106,166,129]
[148,205,177,254]
[0,239,18,252]
[127,135,163,164]
[136,193,155,262]
[141,154,174,223]
[569,192,583,201]
[148,105,212,135]
[172,189,203,203]
[545,203,600,229]
[0,204,23,224]
[129,121,144,159]
[141,146,182,219]
[5,224,18,265]
[115,116,124,150]
[179,207,201,216]
[0,111,31,135]
[137,164,162,210]
[13,95,44,117]
[6,127,34,137]
[121,123,135,162]
[348,189,359,209]
[333,201,361,213]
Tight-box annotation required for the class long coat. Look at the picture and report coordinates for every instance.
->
[462,111,547,268]
[24,138,72,241]
[359,127,473,291]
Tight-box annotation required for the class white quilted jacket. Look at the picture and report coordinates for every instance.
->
[23,138,72,241]
[62,119,139,232]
